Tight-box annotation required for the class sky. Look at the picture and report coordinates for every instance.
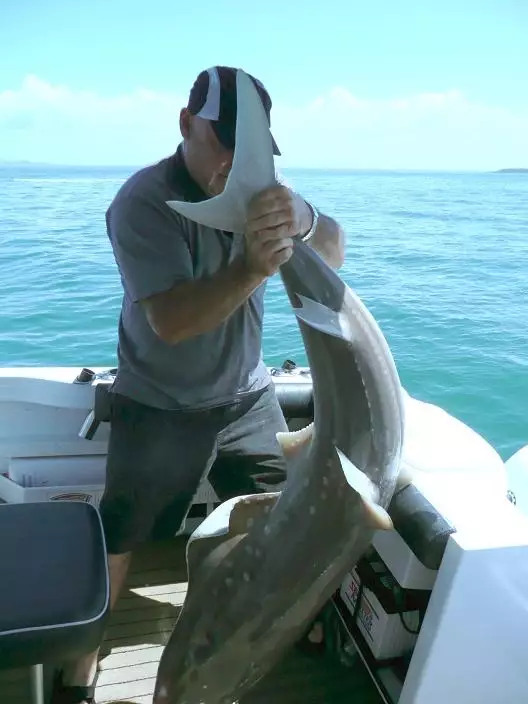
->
[1,0,527,170]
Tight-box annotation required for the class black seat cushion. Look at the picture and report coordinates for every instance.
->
[91,378,315,424]
[273,381,313,419]
[388,483,456,571]
[0,501,109,669]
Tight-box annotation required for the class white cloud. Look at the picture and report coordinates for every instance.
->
[272,88,528,170]
[1,75,527,170]
[0,76,186,166]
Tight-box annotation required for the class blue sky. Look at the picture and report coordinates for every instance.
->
[1,0,527,169]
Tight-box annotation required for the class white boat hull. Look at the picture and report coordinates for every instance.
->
[1,365,528,704]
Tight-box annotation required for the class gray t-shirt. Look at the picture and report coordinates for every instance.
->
[106,146,270,410]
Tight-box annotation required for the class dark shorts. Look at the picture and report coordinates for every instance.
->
[98,383,288,554]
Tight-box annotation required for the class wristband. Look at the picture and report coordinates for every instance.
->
[301,201,319,242]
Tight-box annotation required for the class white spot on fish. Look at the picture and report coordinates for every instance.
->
[247,517,254,528]
[225,577,233,587]
[255,548,262,558]
[303,476,310,487]
[243,572,250,582]
[309,506,316,515]
[264,525,271,535]
[322,476,329,486]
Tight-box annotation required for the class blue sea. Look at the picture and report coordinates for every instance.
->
[0,164,526,461]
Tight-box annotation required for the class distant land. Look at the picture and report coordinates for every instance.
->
[0,160,51,167]
[1,159,527,173]
[0,160,118,169]
[0,160,137,171]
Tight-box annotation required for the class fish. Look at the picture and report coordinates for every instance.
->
[153,69,405,704]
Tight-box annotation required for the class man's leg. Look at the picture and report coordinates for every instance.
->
[209,383,289,500]
[55,393,220,703]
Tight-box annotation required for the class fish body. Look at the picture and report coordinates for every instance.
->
[154,69,405,704]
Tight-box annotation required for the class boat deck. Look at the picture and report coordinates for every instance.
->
[0,536,382,704]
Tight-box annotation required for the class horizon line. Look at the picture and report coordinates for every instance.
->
[0,159,520,174]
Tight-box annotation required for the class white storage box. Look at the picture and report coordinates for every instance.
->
[373,528,438,590]
[355,553,427,661]
[356,580,420,660]
[339,566,362,616]
[0,473,104,506]
[0,467,221,536]
[0,451,107,507]
[8,454,106,488]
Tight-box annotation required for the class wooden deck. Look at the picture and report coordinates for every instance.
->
[0,537,382,704]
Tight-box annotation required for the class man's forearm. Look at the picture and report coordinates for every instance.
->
[142,257,264,345]
[294,193,345,268]
[308,212,345,269]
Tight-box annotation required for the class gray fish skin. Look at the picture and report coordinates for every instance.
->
[153,239,405,704]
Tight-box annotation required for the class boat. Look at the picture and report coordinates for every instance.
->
[1,360,527,704]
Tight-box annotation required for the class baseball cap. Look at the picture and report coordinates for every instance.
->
[187,65,281,156]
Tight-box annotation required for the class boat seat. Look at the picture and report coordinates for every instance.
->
[388,482,456,571]
[0,501,109,679]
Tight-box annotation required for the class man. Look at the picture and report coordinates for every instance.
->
[53,65,344,704]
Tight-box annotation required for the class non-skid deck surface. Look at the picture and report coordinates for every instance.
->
[0,537,381,704]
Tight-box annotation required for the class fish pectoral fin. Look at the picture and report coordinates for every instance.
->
[183,491,281,645]
[335,447,393,531]
[276,422,314,458]
[228,491,281,534]
[293,294,353,341]
[185,495,257,581]
[166,191,246,234]
[395,462,414,493]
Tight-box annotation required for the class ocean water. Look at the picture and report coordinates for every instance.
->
[0,164,526,460]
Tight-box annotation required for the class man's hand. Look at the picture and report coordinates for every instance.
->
[243,185,313,278]
[247,185,312,240]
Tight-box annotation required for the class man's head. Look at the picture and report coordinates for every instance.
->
[179,66,279,197]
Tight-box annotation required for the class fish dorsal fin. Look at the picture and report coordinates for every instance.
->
[165,70,276,233]
[294,294,353,341]
[276,422,314,459]
[335,447,393,531]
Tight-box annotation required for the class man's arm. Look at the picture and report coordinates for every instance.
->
[108,193,293,346]
[294,195,345,269]
[142,259,263,344]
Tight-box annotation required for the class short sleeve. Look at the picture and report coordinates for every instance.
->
[107,194,193,303]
